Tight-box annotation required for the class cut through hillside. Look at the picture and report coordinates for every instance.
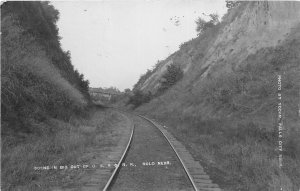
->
[131,2,300,190]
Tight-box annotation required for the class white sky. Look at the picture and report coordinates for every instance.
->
[51,0,228,91]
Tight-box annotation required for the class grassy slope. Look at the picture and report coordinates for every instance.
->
[0,2,104,190]
[135,4,300,191]
[2,108,131,190]
[1,2,90,134]
[1,2,131,190]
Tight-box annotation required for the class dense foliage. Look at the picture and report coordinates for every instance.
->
[127,90,153,108]
[1,2,90,135]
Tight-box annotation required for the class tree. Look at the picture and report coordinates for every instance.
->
[195,13,219,35]
[208,13,219,24]
[127,90,153,108]
[195,17,207,33]
[158,64,183,92]
[225,1,240,9]
[41,1,60,24]
[124,88,131,94]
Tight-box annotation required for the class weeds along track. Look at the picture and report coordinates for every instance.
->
[104,114,221,191]
[139,115,222,191]
[102,113,135,191]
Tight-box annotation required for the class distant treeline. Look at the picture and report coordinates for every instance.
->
[1,2,90,134]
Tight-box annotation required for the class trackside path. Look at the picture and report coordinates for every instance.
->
[109,115,194,191]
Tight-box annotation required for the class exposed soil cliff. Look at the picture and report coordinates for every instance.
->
[138,1,300,94]
[133,2,300,190]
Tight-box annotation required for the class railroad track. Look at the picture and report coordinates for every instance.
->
[102,121,135,191]
[103,114,221,191]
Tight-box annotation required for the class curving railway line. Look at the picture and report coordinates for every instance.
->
[103,113,221,191]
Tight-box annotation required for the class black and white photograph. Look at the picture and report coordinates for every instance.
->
[1,0,300,190]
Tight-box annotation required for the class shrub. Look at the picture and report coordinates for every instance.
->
[225,1,241,9]
[127,90,153,108]
[158,64,183,93]
[195,13,220,35]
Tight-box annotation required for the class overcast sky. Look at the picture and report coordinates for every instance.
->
[52,0,228,91]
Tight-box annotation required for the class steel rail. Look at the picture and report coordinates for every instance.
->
[102,119,135,191]
[138,115,199,191]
